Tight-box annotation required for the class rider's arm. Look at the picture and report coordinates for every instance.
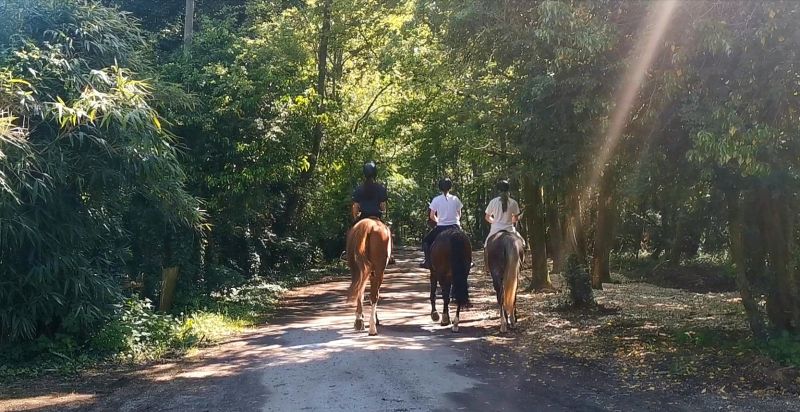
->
[428,208,438,223]
[351,202,361,220]
[379,201,387,212]
[485,213,494,224]
[511,200,521,224]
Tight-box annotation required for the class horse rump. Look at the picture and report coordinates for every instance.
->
[487,232,524,316]
[447,229,472,306]
[345,220,373,302]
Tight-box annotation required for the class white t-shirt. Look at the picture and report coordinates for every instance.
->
[429,194,463,226]
[485,196,520,235]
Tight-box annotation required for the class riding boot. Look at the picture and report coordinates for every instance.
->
[420,242,431,269]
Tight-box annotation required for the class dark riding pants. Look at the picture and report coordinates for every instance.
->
[422,225,460,265]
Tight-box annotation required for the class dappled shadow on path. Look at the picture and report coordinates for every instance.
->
[1,249,497,412]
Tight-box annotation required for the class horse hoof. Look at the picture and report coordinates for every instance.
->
[369,330,378,336]
[440,320,450,326]
[431,312,440,322]
[354,319,365,331]
[452,325,459,333]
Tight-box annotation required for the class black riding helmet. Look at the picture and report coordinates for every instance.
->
[496,179,510,192]
[438,178,452,192]
[363,161,377,179]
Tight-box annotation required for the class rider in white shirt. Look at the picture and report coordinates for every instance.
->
[420,178,462,269]
[484,179,524,246]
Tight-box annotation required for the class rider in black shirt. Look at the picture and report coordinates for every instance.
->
[351,161,388,220]
[351,161,394,265]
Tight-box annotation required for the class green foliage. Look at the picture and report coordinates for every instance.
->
[92,298,182,360]
[762,334,800,369]
[0,0,201,342]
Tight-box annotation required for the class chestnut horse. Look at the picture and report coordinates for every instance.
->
[484,231,524,332]
[345,217,392,335]
[429,228,471,332]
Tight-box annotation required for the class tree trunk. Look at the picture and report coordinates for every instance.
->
[546,195,564,272]
[591,170,616,289]
[276,0,332,235]
[183,0,195,51]
[758,185,800,333]
[159,267,180,312]
[523,177,552,291]
[566,188,588,262]
[726,188,767,340]
[667,213,685,265]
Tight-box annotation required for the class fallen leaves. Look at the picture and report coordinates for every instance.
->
[470,256,800,397]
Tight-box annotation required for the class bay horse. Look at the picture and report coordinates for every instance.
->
[345,217,392,336]
[484,231,525,333]
[429,228,472,332]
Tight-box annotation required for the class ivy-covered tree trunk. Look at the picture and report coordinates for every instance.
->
[277,0,332,235]
[545,193,564,272]
[758,185,800,333]
[183,0,194,51]
[565,188,588,263]
[591,170,616,289]
[667,212,685,265]
[725,188,767,340]
[524,177,551,291]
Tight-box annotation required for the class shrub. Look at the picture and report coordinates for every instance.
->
[91,298,181,360]
[563,254,595,307]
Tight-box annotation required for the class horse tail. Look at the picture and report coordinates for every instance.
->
[450,231,471,306]
[346,220,372,303]
[502,236,522,315]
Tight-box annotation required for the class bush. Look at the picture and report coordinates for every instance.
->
[563,255,595,307]
[91,298,181,360]
[260,235,322,276]
[762,334,800,368]
[0,0,201,342]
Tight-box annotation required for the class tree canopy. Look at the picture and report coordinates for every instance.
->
[2,0,800,344]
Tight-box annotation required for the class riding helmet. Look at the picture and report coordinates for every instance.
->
[496,179,510,192]
[438,178,453,192]
[363,161,377,178]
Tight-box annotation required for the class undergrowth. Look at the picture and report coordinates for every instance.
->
[0,263,346,382]
[672,327,800,369]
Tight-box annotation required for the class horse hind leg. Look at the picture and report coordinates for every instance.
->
[368,301,378,336]
[441,282,451,326]
[452,301,461,333]
[368,266,385,336]
[430,277,439,322]
[354,296,365,331]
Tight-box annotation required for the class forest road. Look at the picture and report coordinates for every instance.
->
[4,248,587,412]
[5,249,794,412]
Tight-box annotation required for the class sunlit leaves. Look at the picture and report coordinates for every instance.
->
[0,0,200,341]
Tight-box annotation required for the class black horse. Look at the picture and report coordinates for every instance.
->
[428,228,471,332]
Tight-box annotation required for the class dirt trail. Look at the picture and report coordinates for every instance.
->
[2,249,799,411]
